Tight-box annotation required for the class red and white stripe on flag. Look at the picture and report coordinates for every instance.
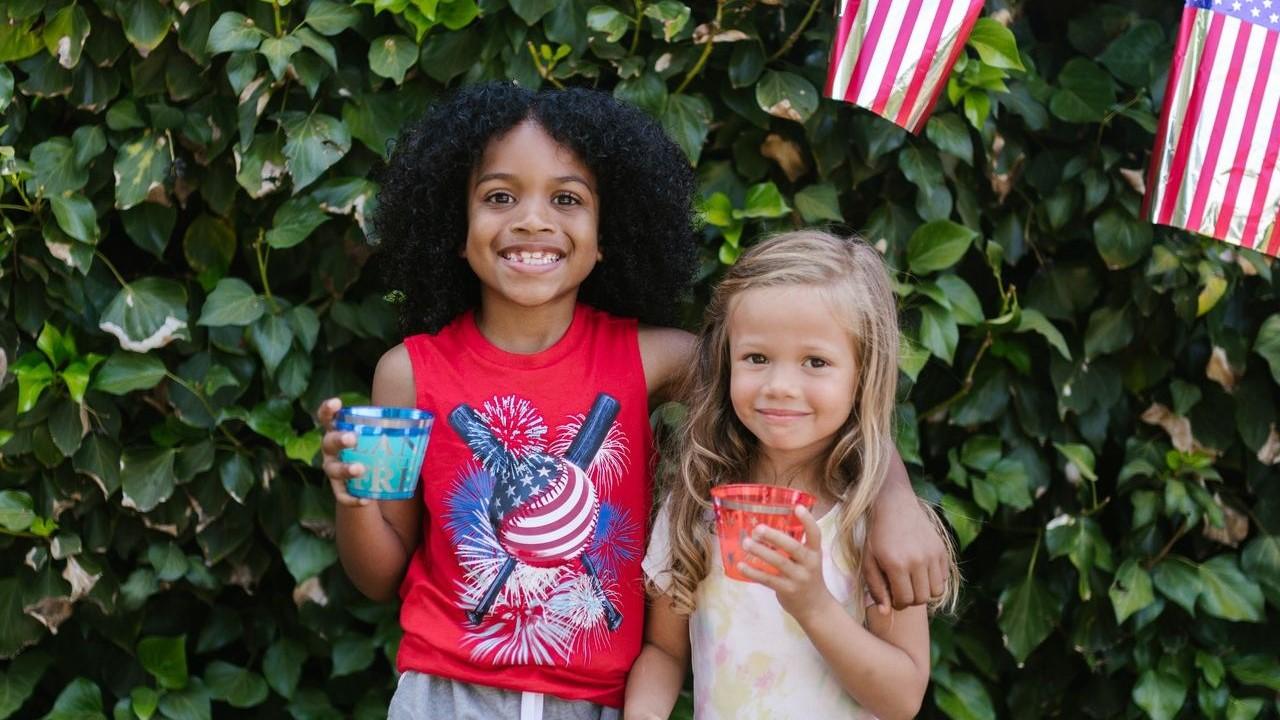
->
[1145,0,1280,257]
[824,0,985,134]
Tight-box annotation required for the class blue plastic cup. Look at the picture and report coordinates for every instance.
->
[335,406,433,500]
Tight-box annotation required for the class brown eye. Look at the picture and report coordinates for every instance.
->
[486,191,515,204]
[552,192,580,206]
[745,353,767,364]
[805,357,829,368]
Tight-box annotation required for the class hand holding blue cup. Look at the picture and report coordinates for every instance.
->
[335,407,433,500]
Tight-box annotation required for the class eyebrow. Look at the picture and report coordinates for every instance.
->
[474,172,595,189]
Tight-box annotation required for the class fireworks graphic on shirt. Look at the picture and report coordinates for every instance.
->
[478,395,547,459]
[443,394,637,666]
[548,414,630,491]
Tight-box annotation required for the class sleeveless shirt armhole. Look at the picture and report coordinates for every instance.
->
[641,501,675,596]
[402,334,433,410]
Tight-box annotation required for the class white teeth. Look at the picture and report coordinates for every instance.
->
[502,251,562,265]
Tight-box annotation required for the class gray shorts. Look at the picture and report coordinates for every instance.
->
[388,671,622,720]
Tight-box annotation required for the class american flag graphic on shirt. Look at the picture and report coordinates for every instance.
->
[1145,0,1280,256]
[825,0,986,133]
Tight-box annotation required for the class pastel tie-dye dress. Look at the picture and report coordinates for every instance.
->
[643,503,875,719]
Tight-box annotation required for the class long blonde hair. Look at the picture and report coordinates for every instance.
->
[661,229,958,614]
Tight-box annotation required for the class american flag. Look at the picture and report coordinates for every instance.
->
[1145,0,1280,256]
[825,0,986,133]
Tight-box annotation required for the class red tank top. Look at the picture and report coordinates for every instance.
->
[396,304,653,707]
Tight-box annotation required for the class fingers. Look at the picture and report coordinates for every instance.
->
[887,563,916,610]
[795,506,823,551]
[743,537,791,572]
[316,397,342,428]
[928,556,947,602]
[321,430,356,457]
[907,564,931,611]
[736,558,785,591]
[861,553,892,616]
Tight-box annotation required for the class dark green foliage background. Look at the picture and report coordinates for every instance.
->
[1,0,1279,718]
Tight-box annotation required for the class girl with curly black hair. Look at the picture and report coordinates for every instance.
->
[315,83,949,719]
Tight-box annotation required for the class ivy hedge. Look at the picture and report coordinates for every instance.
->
[1,0,1279,717]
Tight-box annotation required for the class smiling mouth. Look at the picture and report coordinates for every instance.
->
[500,250,565,266]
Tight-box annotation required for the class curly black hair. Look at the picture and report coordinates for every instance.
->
[372,82,698,336]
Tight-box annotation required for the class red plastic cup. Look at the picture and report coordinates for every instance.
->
[710,483,816,582]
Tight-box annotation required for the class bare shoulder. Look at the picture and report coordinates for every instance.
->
[372,343,416,406]
[637,326,696,402]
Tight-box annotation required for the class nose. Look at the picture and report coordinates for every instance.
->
[761,365,799,398]
[511,201,555,235]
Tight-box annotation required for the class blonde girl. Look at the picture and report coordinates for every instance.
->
[625,230,959,720]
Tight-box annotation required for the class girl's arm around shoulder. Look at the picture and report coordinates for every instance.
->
[624,590,690,720]
[331,344,424,602]
[637,326,695,405]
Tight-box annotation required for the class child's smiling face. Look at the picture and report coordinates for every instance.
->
[727,284,859,469]
[465,120,601,315]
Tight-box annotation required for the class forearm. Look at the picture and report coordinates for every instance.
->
[624,644,685,720]
[796,599,928,720]
[336,503,413,602]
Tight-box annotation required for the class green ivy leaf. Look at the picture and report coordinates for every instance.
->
[113,131,171,210]
[932,670,996,720]
[277,111,352,191]
[1015,309,1071,360]
[73,434,122,499]
[183,214,237,284]
[1098,20,1163,87]
[1053,442,1098,481]
[198,278,265,327]
[967,17,1025,71]
[120,203,176,259]
[1110,558,1155,624]
[926,113,974,165]
[330,636,375,677]
[155,679,211,720]
[1197,555,1264,622]
[121,448,177,513]
[586,6,629,43]
[509,0,557,24]
[1227,654,1280,692]
[0,65,13,112]
[660,94,712,164]
[130,687,158,720]
[204,662,267,709]
[794,183,843,223]
[249,313,293,375]
[12,352,54,414]
[1083,304,1133,359]
[643,1,690,42]
[258,35,303,81]
[49,194,99,244]
[0,651,52,719]
[122,0,171,56]
[43,676,104,720]
[265,196,329,249]
[936,274,983,326]
[30,137,87,196]
[263,638,305,700]
[280,525,337,583]
[1093,207,1152,270]
[1132,669,1187,720]
[98,278,189,353]
[908,220,977,275]
[0,19,44,64]
[137,635,187,690]
[42,4,91,69]
[368,35,417,85]
[613,72,668,116]
[93,352,166,395]
[1254,315,1280,386]
[304,0,362,36]
[207,12,267,54]
[0,491,35,532]
[997,573,1057,663]
[755,70,819,123]
[1050,58,1117,124]
[732,182,790,219]
[918,303,959,364]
